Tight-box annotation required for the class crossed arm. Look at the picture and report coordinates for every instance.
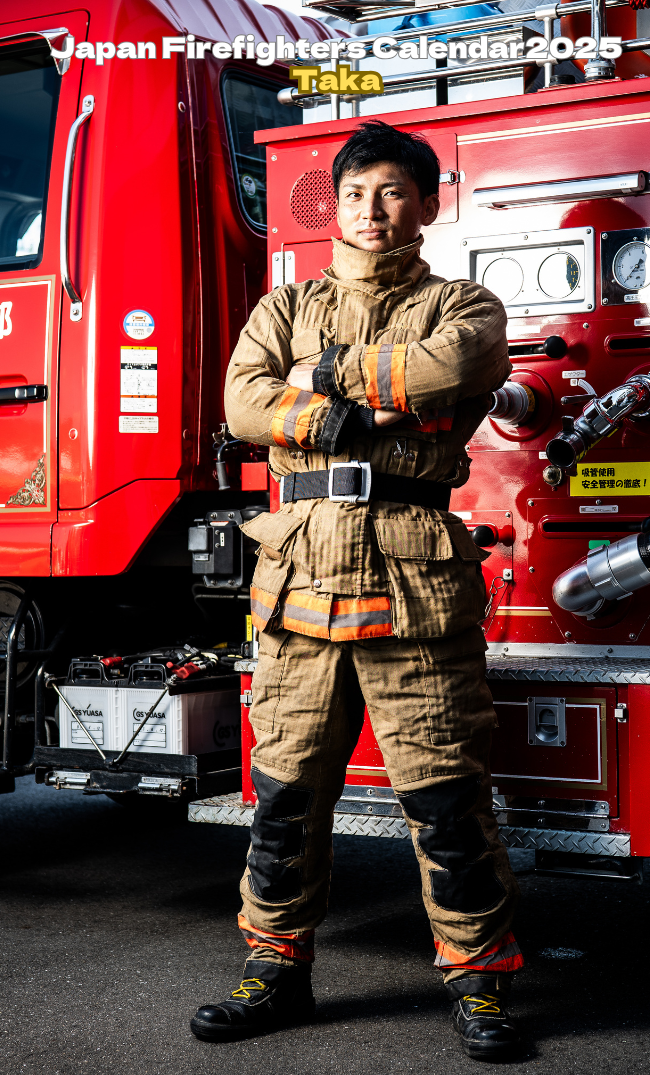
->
[224,280,510,454]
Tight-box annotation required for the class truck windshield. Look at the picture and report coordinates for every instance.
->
[222,76,302,230]
[0,41,60,270]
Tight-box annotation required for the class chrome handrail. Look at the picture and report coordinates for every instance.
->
[280,34,650,106]
[289,0,627,64]
[60,95,94,322]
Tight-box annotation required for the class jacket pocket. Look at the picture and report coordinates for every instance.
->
[242,512,304,629]
[290,328,322,362]
[373,516,486,638]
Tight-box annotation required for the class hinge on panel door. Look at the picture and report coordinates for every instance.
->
[271,250,295,288]
[439,170,464,186]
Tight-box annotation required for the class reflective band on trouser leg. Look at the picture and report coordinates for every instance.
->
[434,930,524,974]
[363,343,407,412]
[238,914,315,963]
[250,587,279,632]
[270,386,327,448]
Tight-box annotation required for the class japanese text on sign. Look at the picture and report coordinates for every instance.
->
[570,462,650,496]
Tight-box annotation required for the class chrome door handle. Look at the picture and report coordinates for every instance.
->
[0,384,48,404]
[60,94,94,322]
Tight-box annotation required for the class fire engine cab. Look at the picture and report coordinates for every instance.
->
[2,0,650,883]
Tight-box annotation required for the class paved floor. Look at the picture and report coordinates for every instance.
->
[0,777,648,1075]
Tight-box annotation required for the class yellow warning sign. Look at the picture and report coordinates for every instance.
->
[246,614,253,642]
[570,461,650,496]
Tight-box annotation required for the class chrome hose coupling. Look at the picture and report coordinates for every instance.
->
[553,526,650,617]
[546,375,650,471]
[489,381,535,426]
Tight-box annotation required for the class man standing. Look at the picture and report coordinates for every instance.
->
[191,120,522,1061]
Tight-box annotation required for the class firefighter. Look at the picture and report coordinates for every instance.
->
[191,120,522,1061]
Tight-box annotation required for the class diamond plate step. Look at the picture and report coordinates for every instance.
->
[188,794,630,856]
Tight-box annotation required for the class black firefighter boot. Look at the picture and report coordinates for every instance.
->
[190,959,315,1041]
[446,975,521,1061]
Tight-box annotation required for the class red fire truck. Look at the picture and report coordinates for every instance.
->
[0,0,329,800]
[3,0,650,884]
[189,0,650,884]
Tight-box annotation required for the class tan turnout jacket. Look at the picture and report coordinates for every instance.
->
[225,236,511,641]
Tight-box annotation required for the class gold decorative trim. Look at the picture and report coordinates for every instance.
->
[458,110,650,145]
[7,454,46,507]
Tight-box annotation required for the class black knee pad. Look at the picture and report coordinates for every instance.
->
[247,768,314,904]
[399,775,505,914]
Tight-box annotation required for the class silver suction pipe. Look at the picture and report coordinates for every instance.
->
[553,527,650,616]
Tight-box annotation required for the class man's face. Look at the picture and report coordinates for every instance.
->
[336,161,439,254]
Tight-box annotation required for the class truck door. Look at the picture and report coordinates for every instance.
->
[0,13,87,575]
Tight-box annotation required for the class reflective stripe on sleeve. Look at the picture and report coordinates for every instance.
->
[270,386,326,448]
[363,343,407,412]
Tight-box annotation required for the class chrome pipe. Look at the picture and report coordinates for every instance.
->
[552,530,650,616]
[301,0,626,25]
[585,0,616,79]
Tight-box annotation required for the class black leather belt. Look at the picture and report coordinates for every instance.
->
[280,461,452,511]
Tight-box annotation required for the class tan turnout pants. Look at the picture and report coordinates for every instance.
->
[239,625,522,985]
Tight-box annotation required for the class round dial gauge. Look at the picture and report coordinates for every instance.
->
[538,252,580,298]
[613,241,649,291]
[482,257,523,305]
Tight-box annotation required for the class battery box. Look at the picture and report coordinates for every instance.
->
[57,659,240,757]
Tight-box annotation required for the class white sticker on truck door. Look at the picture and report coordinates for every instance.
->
[120,346,157,412]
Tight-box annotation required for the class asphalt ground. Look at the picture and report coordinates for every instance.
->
[0,777,648,1075]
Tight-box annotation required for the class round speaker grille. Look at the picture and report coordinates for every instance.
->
[290,169,337,230]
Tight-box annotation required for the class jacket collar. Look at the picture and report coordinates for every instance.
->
[322,236,430,294]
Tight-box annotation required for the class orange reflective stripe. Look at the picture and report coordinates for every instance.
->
[238,914,315,963]
[390,345,407,412]
[434,931,523,973]
[271,386,301,447]
[280,592,393,641]
[329,596,393,642]
[250,586,278,631]
[363,346,381,409]
[362,343,408,412]
[293,393,325,447]
[271,386,326,448]
[282,591,331,639]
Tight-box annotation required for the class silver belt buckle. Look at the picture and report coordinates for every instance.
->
[328,460,371,504]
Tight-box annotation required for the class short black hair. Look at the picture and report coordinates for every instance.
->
[332,120,440,201]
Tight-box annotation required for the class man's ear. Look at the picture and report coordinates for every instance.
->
[422,193,440,227]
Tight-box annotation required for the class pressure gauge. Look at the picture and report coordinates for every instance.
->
[613,241,649,291]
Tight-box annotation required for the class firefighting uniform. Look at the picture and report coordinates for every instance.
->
[224,236,523,987]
